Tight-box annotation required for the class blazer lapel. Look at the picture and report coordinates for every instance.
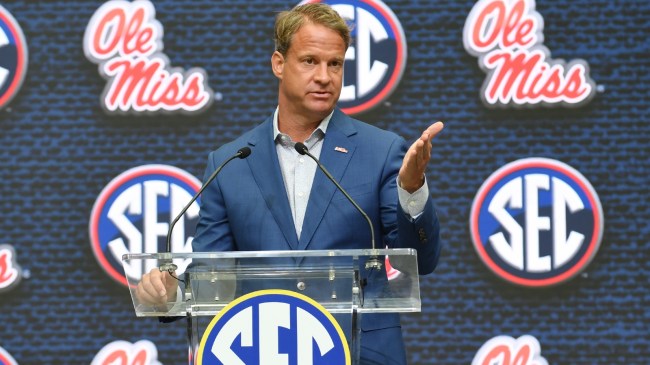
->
[246,117,299,249]
[298,111,357,250]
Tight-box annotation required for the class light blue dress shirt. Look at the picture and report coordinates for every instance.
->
[272,108,430,239]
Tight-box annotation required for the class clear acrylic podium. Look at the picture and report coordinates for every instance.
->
[123,249,422,364]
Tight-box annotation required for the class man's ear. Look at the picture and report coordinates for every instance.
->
[271,51,284,79]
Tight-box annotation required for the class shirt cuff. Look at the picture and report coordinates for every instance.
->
[397,176,429,219]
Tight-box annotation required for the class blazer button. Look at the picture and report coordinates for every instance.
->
[418,228,427,243]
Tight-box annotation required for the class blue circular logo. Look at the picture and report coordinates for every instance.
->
[302,0,407,115]
[197,290,351,365]
[89,165,201,286]
[0,345,18,365]
[0,6,28,110]
[470,158,604,287]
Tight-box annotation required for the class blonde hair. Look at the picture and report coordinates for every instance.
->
[274,3,351,56]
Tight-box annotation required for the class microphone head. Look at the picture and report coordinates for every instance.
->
[294,142,308,155]
[237,147,252,158]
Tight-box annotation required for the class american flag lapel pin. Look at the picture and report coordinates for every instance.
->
[334,146,348,153]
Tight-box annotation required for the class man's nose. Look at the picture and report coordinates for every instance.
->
[313,63,330,84]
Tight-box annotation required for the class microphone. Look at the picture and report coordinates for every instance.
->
[294,142,382,270]
[159,146,252,273]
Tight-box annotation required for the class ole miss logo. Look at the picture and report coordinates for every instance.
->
[83,0,214,115]
[197,290,350,365]
[0,244,22,293]
[472,335,548,365]
[302,0,407,115]
[0,5,28,110]
[89,165,201,286]
[463,0,596,108]
[470,158,604,287]
[91,340,161,365]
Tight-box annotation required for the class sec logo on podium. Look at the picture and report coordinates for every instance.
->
[197,290,351,365]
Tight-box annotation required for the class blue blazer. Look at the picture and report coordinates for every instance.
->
[192,108,441,363]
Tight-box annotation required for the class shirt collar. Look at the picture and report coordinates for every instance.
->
[273,106,333,148]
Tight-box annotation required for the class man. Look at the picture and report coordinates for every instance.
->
[137,3,444,364]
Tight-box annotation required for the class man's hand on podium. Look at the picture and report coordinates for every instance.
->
[135,268,178,306]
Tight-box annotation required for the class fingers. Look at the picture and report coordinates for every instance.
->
[399,121,444,193]
[423,121,444,141]
[421,135,431,162]
[409,138,429,168]
[419,121,443,163]
[136,268,175,306]
[418,139,429,167]
[405,138,428,170]
[419,121,443,148]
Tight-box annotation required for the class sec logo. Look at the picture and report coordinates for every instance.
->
[0,244,22,293]
[301,0,407,115]
[0,5,28,110]
[197,290,351,365]
[89,164,201,286]
[0,346,18,365]
[470,158,604,287]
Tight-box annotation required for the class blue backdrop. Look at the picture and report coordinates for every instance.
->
[0,0,648,363]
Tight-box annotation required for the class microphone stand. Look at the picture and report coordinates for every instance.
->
[159,147,252,273]
[294,142,382,270]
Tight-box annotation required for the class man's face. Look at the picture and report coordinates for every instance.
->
[272,22,346,122]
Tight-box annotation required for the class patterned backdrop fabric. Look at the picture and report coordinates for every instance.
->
[0,0,648,364]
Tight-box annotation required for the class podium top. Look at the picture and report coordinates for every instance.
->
[124,248,415,260]
[123,248,422,317]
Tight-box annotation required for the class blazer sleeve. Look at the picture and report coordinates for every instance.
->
[379,136,442,275]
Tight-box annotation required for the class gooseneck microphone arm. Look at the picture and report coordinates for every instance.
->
[159,146,252,273]
[294,142,382,270]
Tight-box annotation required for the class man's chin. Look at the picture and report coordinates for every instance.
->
[305,101,335,116]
